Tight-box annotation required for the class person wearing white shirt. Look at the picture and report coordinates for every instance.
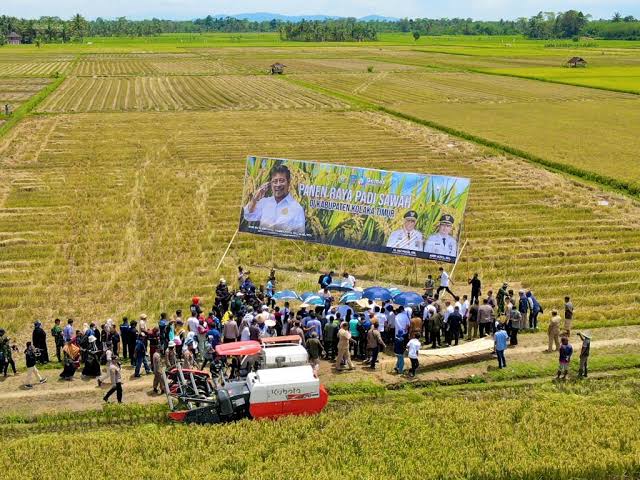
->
[460,295,469,336]
[406,333,422,377]
[386,210,424,251]
[243,164,305,234]
[436,266,456,299]
[375,307,386,333]
[186,315,199,334]
[341,272,356,288]
[395,307,411,338]
[424,214,458,259]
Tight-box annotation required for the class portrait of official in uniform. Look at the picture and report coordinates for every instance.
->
[424,214,458,258]
[386,210,424,251]
[243,164,306,234]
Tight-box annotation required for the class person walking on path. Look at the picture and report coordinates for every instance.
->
[134,333,151,377]
[23,342,46,388]
[557,337,573,380]
[103,356,123,403]
[577,332,591,378]
[366,320,386,369]
[436,267,456,299]
[547,310,561,352]
[564,296,574,336]
[335,322,354,371]
[428,309,443,349]
[406,333,422,377]
[494,324,509,369]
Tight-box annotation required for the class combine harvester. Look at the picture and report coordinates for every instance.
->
[164,336,328,424]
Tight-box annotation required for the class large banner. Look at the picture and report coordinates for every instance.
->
[239,156,470,263]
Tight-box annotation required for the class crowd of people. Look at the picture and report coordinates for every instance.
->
[0,265,587,399]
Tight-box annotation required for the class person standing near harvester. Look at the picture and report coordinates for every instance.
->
[577,332,591,378]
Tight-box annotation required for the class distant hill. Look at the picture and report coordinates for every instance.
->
[212,12,398,22]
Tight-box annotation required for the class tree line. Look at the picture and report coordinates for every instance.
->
[1,11,639,45]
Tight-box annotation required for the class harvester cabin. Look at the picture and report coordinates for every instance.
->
[270,62,286,75]
[7,32,22,45]
[567,57,587,68]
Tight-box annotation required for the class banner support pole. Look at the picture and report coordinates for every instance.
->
[216,228,239,272]
[449,239,468,282]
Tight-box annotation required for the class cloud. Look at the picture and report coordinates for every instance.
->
[2,0,638,20]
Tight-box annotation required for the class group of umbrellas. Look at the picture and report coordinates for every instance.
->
[271,283,425,308]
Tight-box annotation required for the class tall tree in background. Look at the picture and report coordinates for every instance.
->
[69,13,88,41]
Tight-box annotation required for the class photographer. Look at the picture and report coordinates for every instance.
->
[23,342,47,388]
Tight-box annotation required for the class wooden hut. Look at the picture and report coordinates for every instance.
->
[567,57,587,68]
[7,32,21,45]
[270,62,286,75]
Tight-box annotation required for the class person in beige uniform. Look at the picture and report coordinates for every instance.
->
[103,356,122,403]
[335,322,354,371]
[547,310,561,352]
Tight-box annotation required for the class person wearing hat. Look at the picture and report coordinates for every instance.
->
[81,335,102,378]
[577,331,591,377]
[32,321,49,364]
[547,310,561,353]
[424,214,458,259]
[243,163,306,234]
[215,278,230,312]
[165,341,177,368]
[103,356,123,404]
[386,210,424,251]
[138,314,148,334]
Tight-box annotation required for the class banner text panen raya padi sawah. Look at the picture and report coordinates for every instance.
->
[239,156,470,263]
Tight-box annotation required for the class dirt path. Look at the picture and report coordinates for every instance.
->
[1,328,638,417]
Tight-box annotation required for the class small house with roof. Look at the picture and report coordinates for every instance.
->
[6,32,22,45]
[270,62,286,75]
[567,57,587,68]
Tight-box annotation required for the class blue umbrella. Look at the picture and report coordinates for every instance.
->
[394,292,425,307]
[388,287,402,298]
[336,305,354,319]
[302,295,325,306]
[326,283,354,292]
[362,286,392,302]
[273,290,300,301]
[299,291,315,302]
[339,291,363,304]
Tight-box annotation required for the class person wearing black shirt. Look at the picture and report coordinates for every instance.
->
[467,273,482,305]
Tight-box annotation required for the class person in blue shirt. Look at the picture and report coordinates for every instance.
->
[494,324,509,369]
[134,333,151,377]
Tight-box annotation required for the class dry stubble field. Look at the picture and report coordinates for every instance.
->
[1,106,639,335]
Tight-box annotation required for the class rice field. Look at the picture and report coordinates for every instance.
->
[0,78,52,108]
[296,71,640,188]
[36,76,348,112]
[0,110,639,335]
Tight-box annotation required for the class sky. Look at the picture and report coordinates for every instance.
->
[2,0,639,21]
